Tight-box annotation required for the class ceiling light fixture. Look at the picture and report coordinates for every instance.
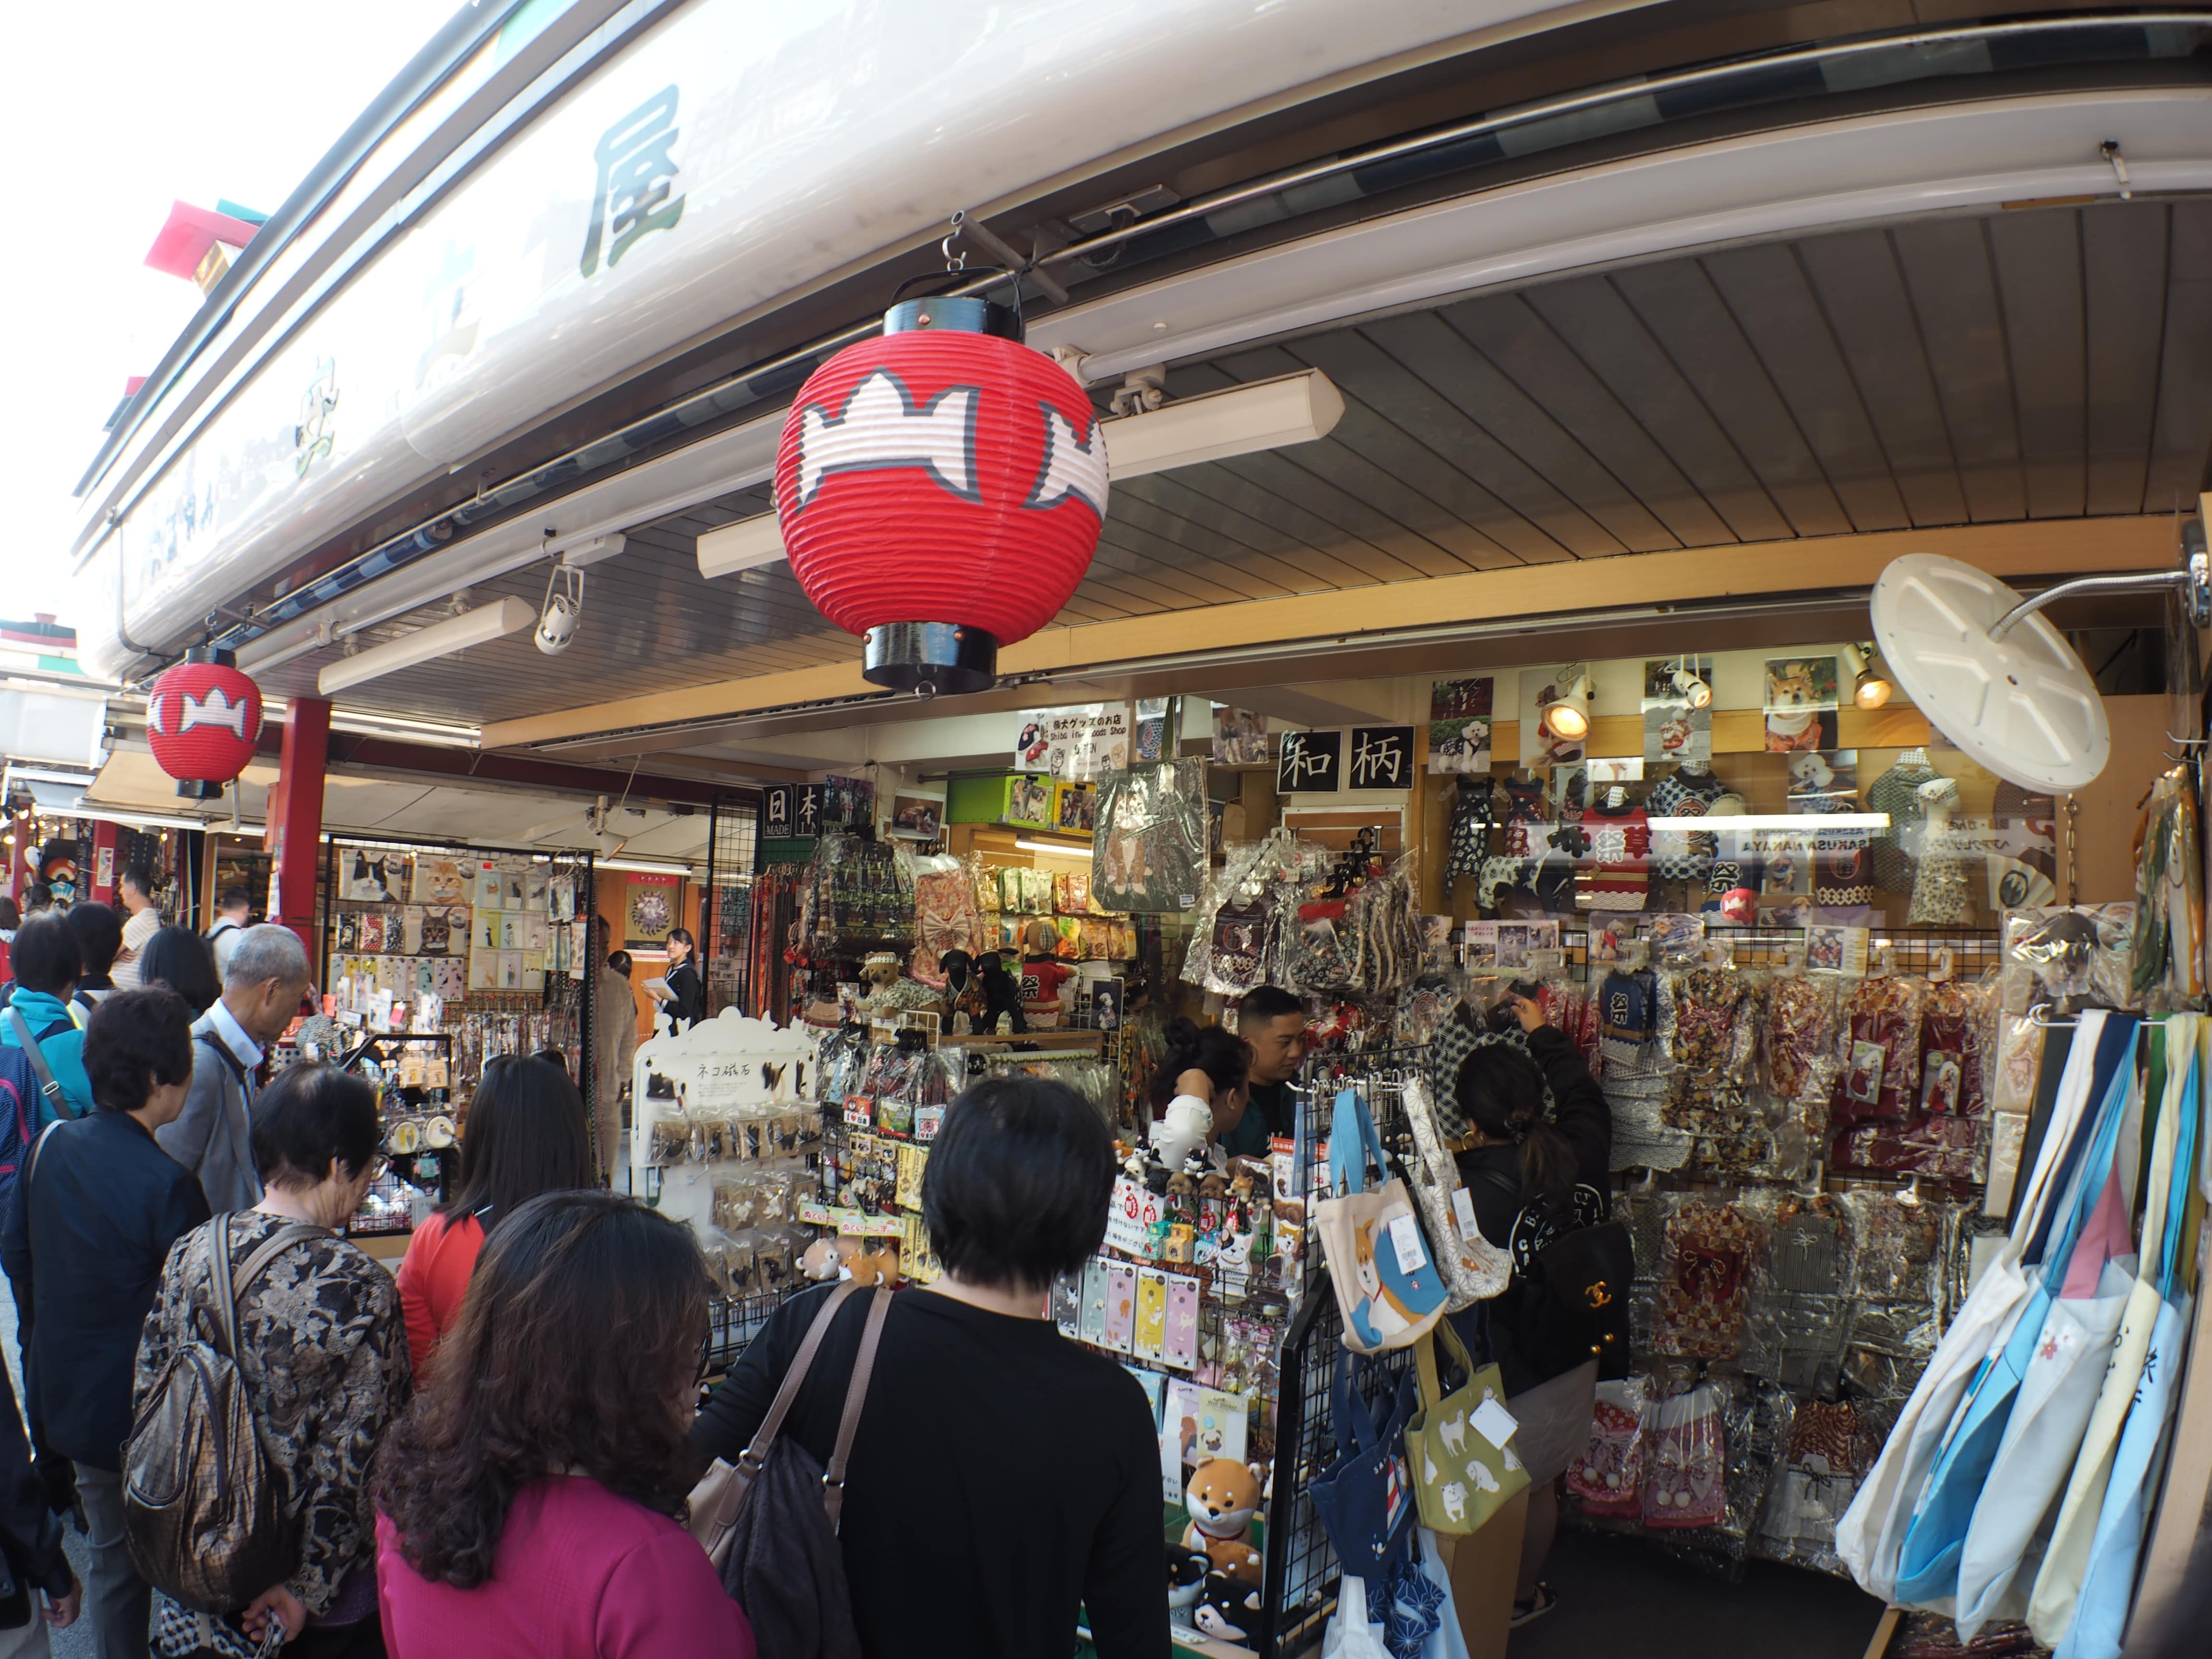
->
[1015,837,1093,858]
[1670,662,1712,709]
[1648,812,1892,831]
[593,856,695,875]
[698,369,1346,582]
[1841,641,1893,710]
[317,598,535,696]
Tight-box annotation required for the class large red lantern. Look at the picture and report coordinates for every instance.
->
[146,647,263,798]
[774,294,1108,695]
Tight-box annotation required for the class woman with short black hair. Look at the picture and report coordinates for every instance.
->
[693,1075,1167,1659]
[135,1065,409,1658]
[375,1191,753,1656]
[136,926,223,1017]
[395,1054,591,1373]
[62,902,123,1010]
[1150,1015,1258,1159]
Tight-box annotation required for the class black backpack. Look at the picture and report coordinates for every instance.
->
[689,1284,890,1659]
[1468,1165,1635,1384]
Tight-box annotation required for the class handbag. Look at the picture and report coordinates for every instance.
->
[1954,1037,2144,1638]
[1886,1013,2136,1611]
[2032,1024,2197,1643]
[1841,1009,2111,1600]
[1309,1351,1419,1581]
[1398,1072,1511,1310]
[1315,1088,1448,1354]
[1403,1322,1528,1536]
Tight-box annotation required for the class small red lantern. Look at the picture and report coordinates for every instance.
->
[147,647,263,799]
[774,293,1108,695]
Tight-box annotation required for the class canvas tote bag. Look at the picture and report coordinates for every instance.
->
[1403,1321,1527,1536]
[2031,1022,2197,1641]
[1398,1071,1511,1309]
[1951,1030,2143,1636]
[1841,1010,2114,1602]
[1316,1088,1448,1354]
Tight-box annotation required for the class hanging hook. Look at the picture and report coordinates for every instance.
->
[2102,139,2133,201]
[941,212,968,272]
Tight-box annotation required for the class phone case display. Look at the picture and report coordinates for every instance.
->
[1092,759,1207,914]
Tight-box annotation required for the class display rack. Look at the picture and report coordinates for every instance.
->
[702,793,762,1016]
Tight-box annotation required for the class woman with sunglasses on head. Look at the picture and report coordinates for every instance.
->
[394,1054,592,1376]
[375,1191,754,1659]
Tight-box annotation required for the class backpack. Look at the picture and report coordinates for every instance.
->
[0,1052,42,1216]
[121,1216,321,1614]
[687,1282,890,1659]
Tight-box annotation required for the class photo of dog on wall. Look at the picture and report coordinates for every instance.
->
[1763,656,1839,751]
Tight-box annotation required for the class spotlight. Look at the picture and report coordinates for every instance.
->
[1843,642,1893,710]
[536,561,585,656]
[1670,662,1712,710]
[1547,673,1594,740]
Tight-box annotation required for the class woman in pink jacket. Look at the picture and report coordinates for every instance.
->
[373,1191,752,1659]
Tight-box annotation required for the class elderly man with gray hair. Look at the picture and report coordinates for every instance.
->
[157,924,313,1214]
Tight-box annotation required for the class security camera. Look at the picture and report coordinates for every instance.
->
[537,562,584,655]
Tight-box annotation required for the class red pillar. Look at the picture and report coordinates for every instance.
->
[6,811,28,900]
[88,820,119,906]
[265,698,329,958]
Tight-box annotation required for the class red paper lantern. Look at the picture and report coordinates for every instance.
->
[775,296,1108,694]
[147,648,263,799]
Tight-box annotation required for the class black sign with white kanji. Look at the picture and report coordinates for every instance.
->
[1276,729,1343,793]
[1346,726,1416,790]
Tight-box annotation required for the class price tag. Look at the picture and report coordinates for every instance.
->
[1451,1187,1480,1242]
[1471,1396,1519,1450]
[1387,1213,1428,1275]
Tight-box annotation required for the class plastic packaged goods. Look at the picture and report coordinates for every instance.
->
[1757,1398,1863,1575]
[1737,1195,1853,1395]
[1653,1192,1772,1361]
[2131,766,2206,1008]
[1762,971,1840,1103]
[815,1023,871,1108]
[1830,974,1927,1126]
[1092,759,1208,914]
[1642,1381,1729,1529]
[1668,966,1757,1081]
[1566,1376,1652,1518]
[1998,904,2137,1014]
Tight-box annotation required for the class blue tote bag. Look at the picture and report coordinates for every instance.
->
[1892,1013,2140,1609]
[1309,1351,1419,1586]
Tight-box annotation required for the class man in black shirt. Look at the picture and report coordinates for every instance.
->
[693,1076,1166,1659]
[1237,985,1309,1140]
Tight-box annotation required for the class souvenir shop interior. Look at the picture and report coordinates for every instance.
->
[615,605,2209,1659]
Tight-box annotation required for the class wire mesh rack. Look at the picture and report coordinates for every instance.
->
[703,795,762,1016]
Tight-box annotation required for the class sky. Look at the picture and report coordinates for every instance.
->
[0,0,470,629]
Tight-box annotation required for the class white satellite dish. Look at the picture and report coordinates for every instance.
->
[1869,543,2206,793]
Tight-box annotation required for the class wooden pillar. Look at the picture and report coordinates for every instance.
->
[87,820,119,906]
[264,699,329,955]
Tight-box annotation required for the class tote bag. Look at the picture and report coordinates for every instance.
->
[1315,1089,1449,1354]
[1954,1046,2144,1639]
[2053,1036,2200,1659]
[1844,1011,2112,1600]
[1309,1353,1419,1581]
[2031,1032,2197,1642]
[1398,1071,1512,1309]
[1888,1012,2138,1610]
[1403,1322,1528,1536]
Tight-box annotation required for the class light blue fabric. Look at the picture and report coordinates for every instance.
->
[0,989,93,1123]
[1893,1016,2138,1608]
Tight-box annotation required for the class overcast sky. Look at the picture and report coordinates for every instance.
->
[0,0,468,628]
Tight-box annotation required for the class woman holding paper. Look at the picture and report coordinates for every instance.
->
[645,928,706,1037]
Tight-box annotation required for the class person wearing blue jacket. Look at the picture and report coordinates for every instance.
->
[0,914,93,1124]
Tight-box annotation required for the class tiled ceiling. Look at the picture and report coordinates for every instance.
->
[252,199,2212,730]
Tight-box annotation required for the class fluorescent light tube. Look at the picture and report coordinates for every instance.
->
[317,598,534,695]
[1015,838,1093,857]
[594,857,694,875]
[693,370,1346,578]
[697,514,790,579]
[1649,813,1892,830]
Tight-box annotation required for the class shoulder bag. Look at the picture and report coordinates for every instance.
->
[687,1282,890,1659]
[1314,1088,1447,1354]
[1397,1072,1511,1309]
[1403,1320,1528,1536]
[1308,1349,1419,1581]
[122,1216,322,1613]
[2,1009,74,1122]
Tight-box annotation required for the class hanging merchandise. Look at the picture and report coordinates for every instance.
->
[1404,1322,1529,1536]
[1828,973,1927,1144]
[1565,1376,1651,1518]
[908,854,986,983]
[1641,1380,1728,1528]
[1445,778,1494,880]
[799,834,915,956]
[1183,832,1294,997]
[1866,750,1938,893]
[2129,767,2206,1008]
[1906,777,1978,927]
[145,647,263,798]
[1737,1195,1854,1395]
[1309,1354,1420,1583]
[1998,906,2136,1015]
[1397,1067,1513,1307]
[1092,759,1207,914]
[1315,1088,1449,1353]
[1757,1399,1866,1575]
[772,285,1106,695]
[1651,1192,1769,1362]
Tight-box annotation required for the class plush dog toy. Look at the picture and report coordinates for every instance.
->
[1184,1458,1263,1582]
[1165,1544,1210,1618]
[1194,1573,1264,1643]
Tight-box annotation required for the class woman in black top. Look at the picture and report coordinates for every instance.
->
[1448,992,1610,1629]
[693,1076,1166,1659]
[650,928,706,1036]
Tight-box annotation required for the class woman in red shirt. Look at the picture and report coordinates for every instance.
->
[395,1054,591,1375]
[375,1190,753,1659]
